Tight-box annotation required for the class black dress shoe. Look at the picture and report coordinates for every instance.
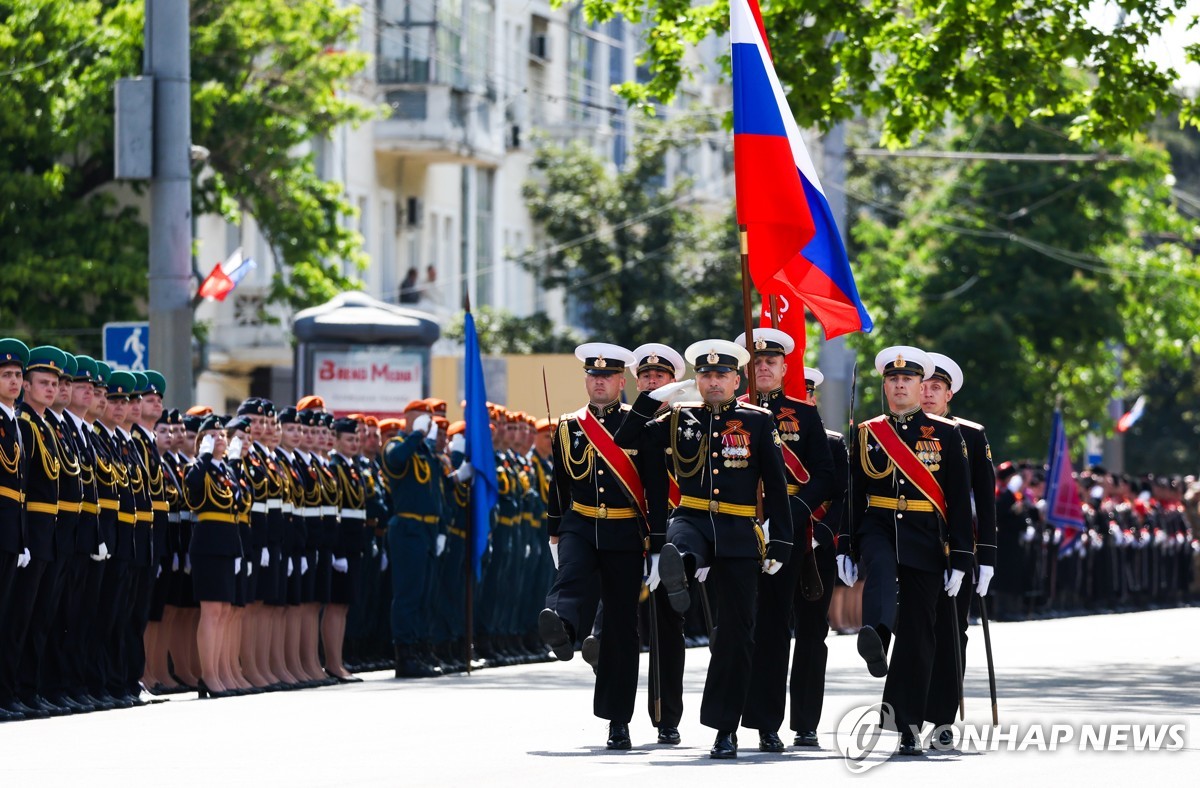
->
[581,635,600,672]
[857,625,889,678]
[47,694,91,714]
[7,699,49,719]
[793,730,819,748]
[394,644,441,678]
[0,703,24,722]
[898,732,924,756]
[84,692,117,711]
[657,726,681,745]
[537,609,574,661]
[758,730,785,752]
[658,544,691,614]
[28,695,73,716]
[936,728,954,748]
[710,731,738,759]
[606,721,632,750]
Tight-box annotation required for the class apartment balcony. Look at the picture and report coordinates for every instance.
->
[375,82,504,167]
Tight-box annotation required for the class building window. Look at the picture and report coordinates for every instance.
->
[376,0,492,92]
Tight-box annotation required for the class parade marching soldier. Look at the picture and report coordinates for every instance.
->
[734,329,834,752]
[538,343,645,750]
[381,399,445,678]
[788,366,847,748]
[920,352,997,746]
[580,341,691,744]
[837,346,974,755]
[615,339,793,759]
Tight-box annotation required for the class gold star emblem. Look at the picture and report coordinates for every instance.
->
[595,355,607,369]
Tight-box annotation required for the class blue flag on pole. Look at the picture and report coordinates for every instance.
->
[463,310,497,580]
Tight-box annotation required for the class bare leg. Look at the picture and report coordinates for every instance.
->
[284,607,306,682]
[240,603,268,686]
[321,604,351,678]
[197,602,227,693]
[300,603,325,680]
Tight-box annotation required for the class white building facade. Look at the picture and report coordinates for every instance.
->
[193,1,732,409]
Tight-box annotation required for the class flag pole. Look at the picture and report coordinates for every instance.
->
[739,225,757,383]
[463,290,475,675]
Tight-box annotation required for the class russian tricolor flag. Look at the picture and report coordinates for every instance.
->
[197,247,257,302]
[732,0,873,339]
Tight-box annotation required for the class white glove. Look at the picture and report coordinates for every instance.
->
[156,564,162,578]
[1022,524,1037,543]
[380,552,389,572]
[549,541,559,569]
[648,379,690,402]
[436,534,446,556]
[453,461,474,482]
[228,436,244,460]
[694,565,710,583]
[761,518,770,544]
[17,548,30,569]
[300,556,309,575]
[247,561,252,576]
[944,568,965,597]
[646,553,661,591]
[524,543,530,558]
[1007,475,1024,493]
[261,546,270,567]
[91,542,110,562]
[199,434,215,456]
[449,434,466,455]
[762,558,783,575]
[234,557,242,575]
[332,556,349,573]
[410,414,432,436]
[427,419,439,442]
[837,555,858,587]
[976,564,994,597]
[287,557,294,577]
[184,554,192,574]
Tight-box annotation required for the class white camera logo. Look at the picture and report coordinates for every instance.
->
[836,702,900,773]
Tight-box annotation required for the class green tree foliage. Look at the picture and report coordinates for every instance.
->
[0,0,376,354]
[520,126,749,349]
[572,0,1198,147]
[443,307,581,355]
[844,115,1200,458]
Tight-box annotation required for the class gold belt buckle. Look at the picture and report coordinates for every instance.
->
[897,496,908,511]
[597,505,608,520]
[708,500,719,514]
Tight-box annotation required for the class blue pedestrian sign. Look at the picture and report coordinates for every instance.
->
[103,321,151,371]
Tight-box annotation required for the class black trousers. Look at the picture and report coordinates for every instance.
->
[0,557,49,702]
[925,572,972,727]
[881,564,942,733]
[16,554,69,700]
[88,558,133,696]
[789,541,837,732]
[544,532,643,723]
[668,518,760,733]
[48,553,104,695]
[124,563,156,692]
[742,556,799,733]
[859,528,900,648]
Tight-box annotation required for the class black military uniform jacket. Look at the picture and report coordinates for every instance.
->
[0,402,25,556]
[91,424,129,560]
[132,423,168,564]
[746,388,835,529]
[63,409,102,555]
[18,404,60,562]
[841,406,974,573]
[548,400,647,553]
[45,410,83,560]
[184,454,244,557]
[820,429,848,549]
[951,415,997,568]
[616,392,794,563]
[330,451,369,556]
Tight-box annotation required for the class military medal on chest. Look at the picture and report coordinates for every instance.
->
[720,419,752,468]
[775,407,801,441]
[916,426,941,471]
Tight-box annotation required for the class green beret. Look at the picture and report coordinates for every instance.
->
[73,355,99,383]
[0,338,29,370]
[26,345,70,376]
[107,370,138,399]
[143,370,166,397]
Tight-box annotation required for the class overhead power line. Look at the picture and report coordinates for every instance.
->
[850,148,1132,163]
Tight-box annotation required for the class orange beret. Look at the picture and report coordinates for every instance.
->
[403,400,432,413]
[363,415,379,427]
[378,418,405,432]
[424,398,448,415]
[433,415,449,428]
[447,420,466,436]
[346,413,366,423]
[186,405,214,417]
[535,418,553,432]
[296,395,326,411]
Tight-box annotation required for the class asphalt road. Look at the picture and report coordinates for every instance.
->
[1,607,1196,786]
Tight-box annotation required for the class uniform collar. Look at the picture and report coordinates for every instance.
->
[888,405,922,424]
[757,387,784,406]
[588,399,621,417]
[0,401,14,421]
[705,396,738,414]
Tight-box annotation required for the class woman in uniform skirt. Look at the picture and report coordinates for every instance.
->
[184,415,244,698]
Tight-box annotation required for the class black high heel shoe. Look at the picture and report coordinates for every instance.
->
[196,679,235,700]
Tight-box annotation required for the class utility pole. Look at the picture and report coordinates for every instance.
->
[146,0,193,406]
[818,121,855,431]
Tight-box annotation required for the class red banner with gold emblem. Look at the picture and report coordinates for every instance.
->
[863,416,948,521]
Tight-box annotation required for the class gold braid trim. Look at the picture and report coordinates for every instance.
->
[669,407,707,479]
[858,426,895,480]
